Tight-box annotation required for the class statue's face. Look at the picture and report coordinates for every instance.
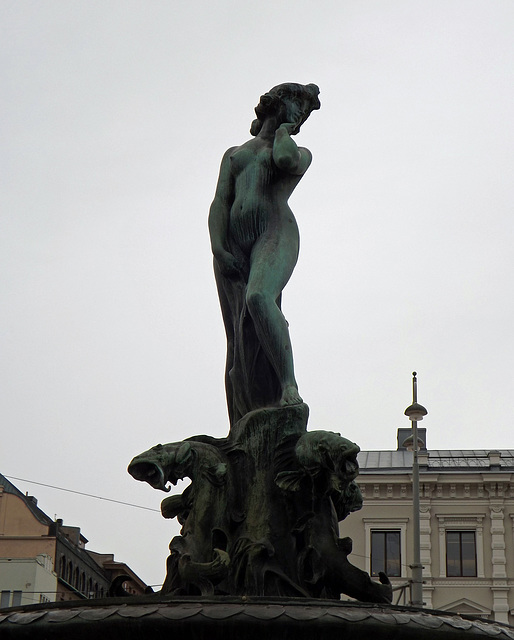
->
[278,93,316,133]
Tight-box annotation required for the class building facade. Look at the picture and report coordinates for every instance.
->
[341,430,514,625]
[0,555,55,607]
[0,473,147,606]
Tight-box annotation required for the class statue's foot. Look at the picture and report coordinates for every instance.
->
[280,385,303,406]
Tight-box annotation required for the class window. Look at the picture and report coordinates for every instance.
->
[59,555,66,578]
[371,530,401,577]
[1,591,10,608]
[12,591,22,606]
[446,531,477,577]
[364,518,408,578]
[437,515,484,578]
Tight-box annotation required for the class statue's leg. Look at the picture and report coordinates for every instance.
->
[214,260,238,424]
[245,222,301,406]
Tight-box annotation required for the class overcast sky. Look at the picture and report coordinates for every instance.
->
[1,0,513,590]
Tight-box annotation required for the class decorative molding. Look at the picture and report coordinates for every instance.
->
[439,597,491,616]
[422,482,434,498]
[419,505,432,579]
[490,505,507,580]
[491,586,510,624]
[431,578,493,587]
[436,515,485,578]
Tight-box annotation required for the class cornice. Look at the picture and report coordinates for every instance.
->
[431,578,511,587]
[358,475,513,484]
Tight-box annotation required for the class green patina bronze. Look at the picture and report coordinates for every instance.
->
[128,84,392,603]
[208,82,319,424]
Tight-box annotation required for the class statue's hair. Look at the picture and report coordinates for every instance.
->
[250,83,320,136]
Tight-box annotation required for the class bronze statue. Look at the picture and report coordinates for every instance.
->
[209,83,320,425]
[129,84,392,604]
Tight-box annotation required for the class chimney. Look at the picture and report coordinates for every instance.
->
[488,450,501,470]
[397,427,427,451]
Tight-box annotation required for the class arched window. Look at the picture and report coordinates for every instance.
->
[67,561,73,584]
[87,578,93,596]
[80,572,86,594]
[73,567,80,588]
[59,556,66,578]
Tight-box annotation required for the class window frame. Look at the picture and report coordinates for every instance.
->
[363,518,408,578]
[370,530,402,577]
[436,515,484,578]
[446,530,477,577]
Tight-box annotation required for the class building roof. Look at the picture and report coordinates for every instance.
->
[0,473,54,527]
[357,450,514,473]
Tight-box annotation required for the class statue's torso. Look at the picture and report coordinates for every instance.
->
[228,138,300,253]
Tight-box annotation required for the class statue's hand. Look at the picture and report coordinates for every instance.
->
[278,122,298,136]
[215,250,242,279]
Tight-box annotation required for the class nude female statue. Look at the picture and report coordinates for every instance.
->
[209,83,320,425]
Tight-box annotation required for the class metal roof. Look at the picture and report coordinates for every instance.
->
[357,450,514,472]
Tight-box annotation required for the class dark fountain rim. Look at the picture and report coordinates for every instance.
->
[1,595,514,639]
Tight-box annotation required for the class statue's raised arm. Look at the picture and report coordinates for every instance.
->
[209,83,320,426]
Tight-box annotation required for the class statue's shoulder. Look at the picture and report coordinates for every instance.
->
[222,145,239,161]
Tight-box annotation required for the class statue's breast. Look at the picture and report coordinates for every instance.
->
[230,143,273,177]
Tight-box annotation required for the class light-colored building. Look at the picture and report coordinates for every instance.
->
[342,429,514,625]
[0,555,56,607]
[0,473,147,606]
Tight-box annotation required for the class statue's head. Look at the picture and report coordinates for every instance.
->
[251,83,320,136]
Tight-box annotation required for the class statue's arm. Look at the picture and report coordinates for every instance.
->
[272,124,312,175]
[208,147,240,277]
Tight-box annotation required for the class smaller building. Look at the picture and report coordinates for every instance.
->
[0,555,55,607]
[341,430,514,625]
[0,473,147,606]
[87,552,148,596]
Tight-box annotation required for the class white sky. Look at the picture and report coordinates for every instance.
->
[1,0,513,590]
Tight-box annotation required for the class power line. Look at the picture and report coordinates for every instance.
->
[4,476,160,513]
[4,478,412,579]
